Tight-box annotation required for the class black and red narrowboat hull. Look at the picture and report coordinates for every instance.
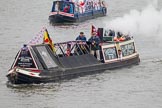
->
[7,54,139,84]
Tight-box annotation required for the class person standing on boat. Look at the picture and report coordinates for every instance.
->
[75,32,87,55]
[88,31,101,60]
[76,32,87,41]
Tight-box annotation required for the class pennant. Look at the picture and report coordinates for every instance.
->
[43,29,55,52]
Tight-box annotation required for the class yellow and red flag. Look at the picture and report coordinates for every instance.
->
[43,29,55,52]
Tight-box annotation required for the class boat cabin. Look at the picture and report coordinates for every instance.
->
[101,39,136,62]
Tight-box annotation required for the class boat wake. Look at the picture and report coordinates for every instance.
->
[6,81,61,89]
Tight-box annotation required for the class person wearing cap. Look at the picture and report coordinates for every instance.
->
[76,32,87,41]
[88,32,101,60]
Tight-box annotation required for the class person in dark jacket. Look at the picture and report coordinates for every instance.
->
[88,32,100,60]
[75,32,87,55]
[76,32,86,41]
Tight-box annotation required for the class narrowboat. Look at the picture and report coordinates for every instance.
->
[49,0,107,24]
[6,28,140,84]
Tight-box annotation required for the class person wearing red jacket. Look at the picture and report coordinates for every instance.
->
[63,4,70,13]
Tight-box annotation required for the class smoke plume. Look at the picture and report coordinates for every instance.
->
[106,0,162,39]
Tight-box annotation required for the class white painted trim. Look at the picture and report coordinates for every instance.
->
[12,46,38,69]
[101,39,138,63]
[28,46,38,69]
[104,53,138,63]
[16,68,41,78]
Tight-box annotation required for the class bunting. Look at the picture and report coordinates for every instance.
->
[27,27,55,52]
[28,27,46,45]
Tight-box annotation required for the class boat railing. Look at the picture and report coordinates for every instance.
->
[54,40,90,57]
[53,36,133,57]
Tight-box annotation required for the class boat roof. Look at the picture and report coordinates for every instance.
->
[11,42,101,70]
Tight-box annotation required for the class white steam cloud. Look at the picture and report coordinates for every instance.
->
[106,0,162,39]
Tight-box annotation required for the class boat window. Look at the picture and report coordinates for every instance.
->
[53,1,74,13]
[120,42,135,57]
[52,1,63,12]
[36,46,58,68]
[54,1,61,11]
[103,47,118,60]
[63,2,74,13]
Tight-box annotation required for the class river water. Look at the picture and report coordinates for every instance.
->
[0,0,162,108]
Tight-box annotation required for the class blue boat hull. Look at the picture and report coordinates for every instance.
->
[49,8,107,24]
[49,14,77,23]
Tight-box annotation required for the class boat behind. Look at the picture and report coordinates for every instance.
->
[49,0,107,24]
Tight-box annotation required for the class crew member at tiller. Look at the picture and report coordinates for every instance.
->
[88,32,100,60]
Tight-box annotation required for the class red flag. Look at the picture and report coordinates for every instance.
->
[91,25,99,36]
[91,25,97,34]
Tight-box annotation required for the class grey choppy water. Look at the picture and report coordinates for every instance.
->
[0,0,162,108]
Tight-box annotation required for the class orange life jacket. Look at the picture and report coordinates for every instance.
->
[114,37,125,42]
